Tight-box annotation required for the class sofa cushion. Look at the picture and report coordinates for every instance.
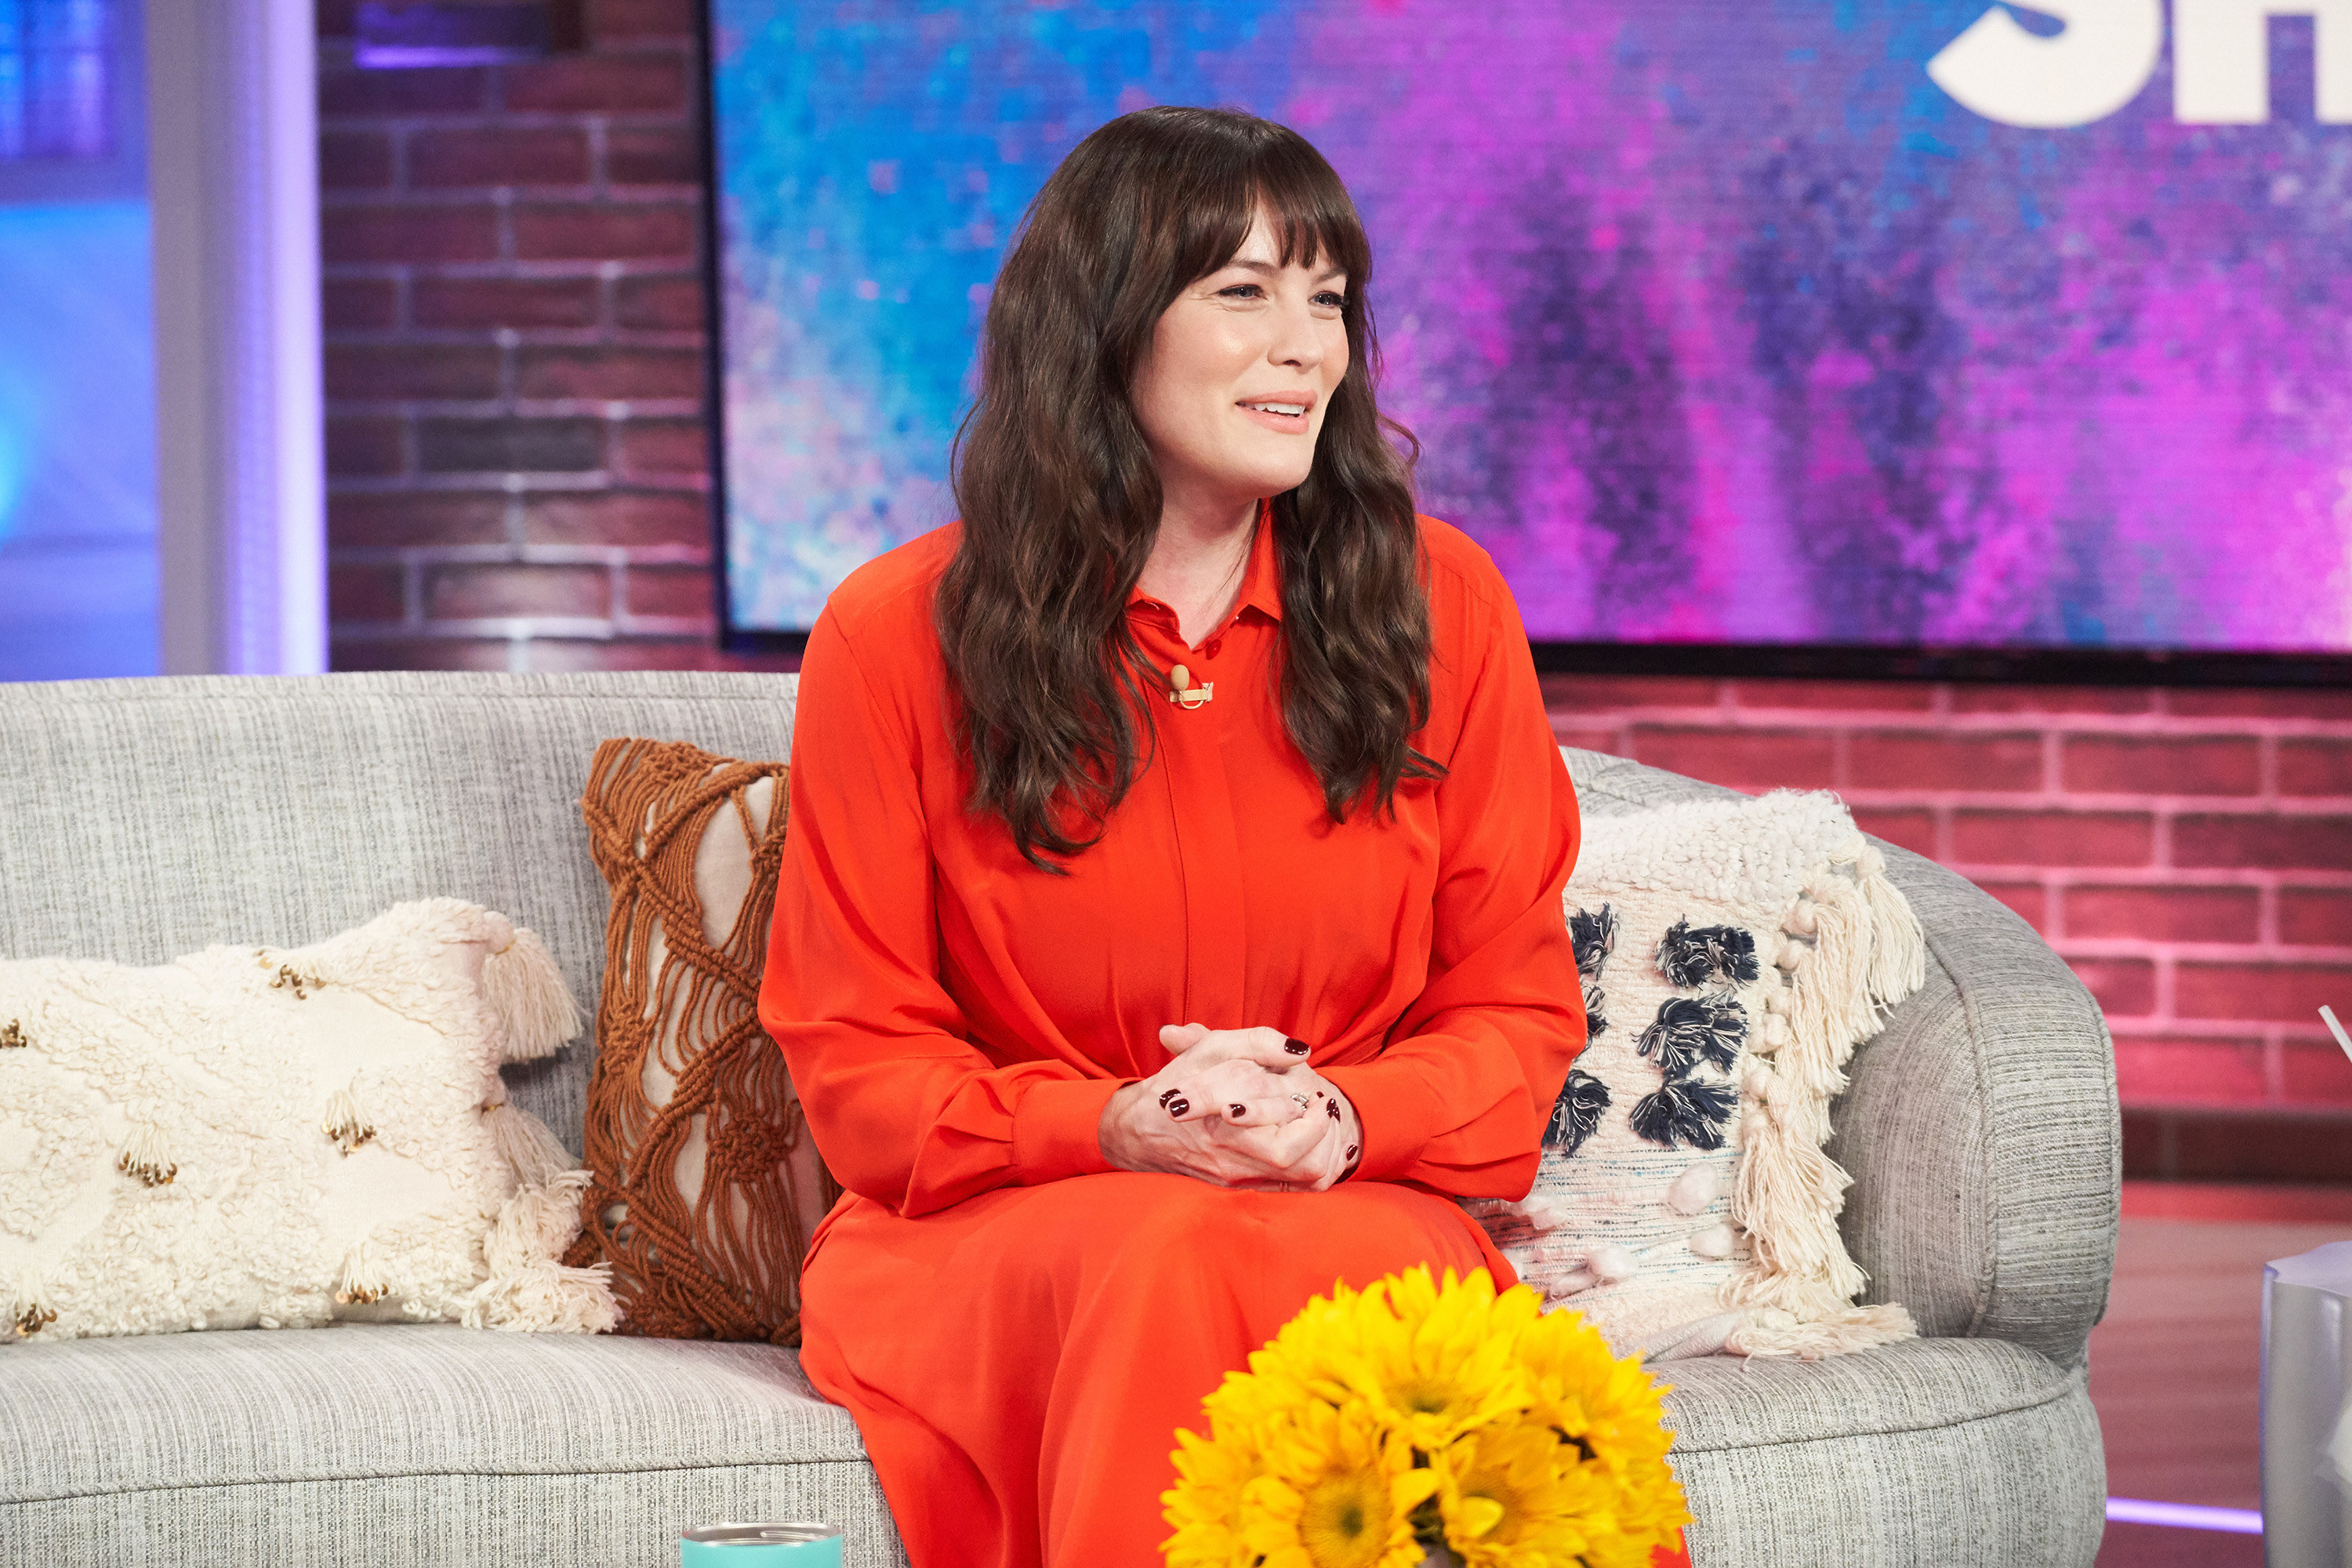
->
[1660,1334,2077,1452]
[1660,1337,2103,1563]
[0,1326,898,1568]
[1672,1372,2104,1567]
[0,1325,2067,1501]
[0,1323,2085,1568]
[0,1323,866,1501]
[0,1323,902,1567]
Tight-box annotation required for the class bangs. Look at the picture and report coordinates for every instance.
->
[1253,150,1370,281]
[1002,106,1383,385]
[1155,112,1371,291]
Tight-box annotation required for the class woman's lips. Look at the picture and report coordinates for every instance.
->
[1236,400,1312,433]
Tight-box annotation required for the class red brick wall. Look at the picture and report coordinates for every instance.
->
[1545,677,2352,1116]
[314,7,2352,1125]
[315,0,771,672]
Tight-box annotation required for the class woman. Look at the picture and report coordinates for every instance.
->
[760,107,1682,1566]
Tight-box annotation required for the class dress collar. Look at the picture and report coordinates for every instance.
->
[1125,499,1284,626]
[1235,498,1284,624]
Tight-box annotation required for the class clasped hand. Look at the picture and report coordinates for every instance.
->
[1098,1024,1362,1192]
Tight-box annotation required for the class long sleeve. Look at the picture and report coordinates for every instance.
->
[1318,575,1584,1200]
[758,608,1123,1219]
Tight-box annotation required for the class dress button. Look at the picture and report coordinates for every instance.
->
[1205,640,1223,658]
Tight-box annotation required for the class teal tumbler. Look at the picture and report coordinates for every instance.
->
[679,1523,845,1566]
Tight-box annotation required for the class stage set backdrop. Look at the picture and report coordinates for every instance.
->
[708,0,2352,657]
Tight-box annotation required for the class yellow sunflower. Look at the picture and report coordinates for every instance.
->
[1428,1422,1611,1567]
[1163,1421,1264,1568]
[1511,1306,1692,1564]
[1239,1398,1437,1568]
[1164,1272,1689,1568]
[1247,1269,1538,1454]
[1222,1288,1356,1410]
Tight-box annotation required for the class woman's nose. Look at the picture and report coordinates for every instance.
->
[1267,308,1323,370]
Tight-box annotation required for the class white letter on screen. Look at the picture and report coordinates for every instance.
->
[2174,0,2352,123]
[1927,1,2165,128]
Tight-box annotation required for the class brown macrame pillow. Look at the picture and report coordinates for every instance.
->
[565,739,838,1344]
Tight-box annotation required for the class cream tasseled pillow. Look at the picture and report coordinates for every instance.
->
[1465,789,1926,1361]
[0,899,618,1342]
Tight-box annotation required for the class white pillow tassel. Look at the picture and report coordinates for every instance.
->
[334,1237,391,1306]
[6,1273,56,1339]
[1730,1076,1867,1316]
[1664,1163,1719,1216]
[1800,873,1876,1049]
[321,1086,376,1155]
[1852,840,1929,1016]
[480,922,582,1063]
[1584,1242,1639,1284]
[1726,1301,1917,1360]
[460,1168,619,1333]
[115,1123,179,1188]
[485,1101,577,1192]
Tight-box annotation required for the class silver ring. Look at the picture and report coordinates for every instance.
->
[1289,1092,1310,1108]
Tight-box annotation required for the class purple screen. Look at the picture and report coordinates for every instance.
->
[711,1,2352,652]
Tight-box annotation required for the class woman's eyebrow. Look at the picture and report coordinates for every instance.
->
[1223,258,1350,282]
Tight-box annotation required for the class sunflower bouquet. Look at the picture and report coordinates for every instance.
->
[1162,1267,1690,1568]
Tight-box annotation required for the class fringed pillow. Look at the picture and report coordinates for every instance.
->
[1465,790,1925,1361]
[0,899,615,1342]
[568,739,836,1345]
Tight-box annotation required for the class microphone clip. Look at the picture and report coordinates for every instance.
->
[1167,663,1213,710]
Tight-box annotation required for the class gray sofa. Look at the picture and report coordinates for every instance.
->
[0,672,2118,1567]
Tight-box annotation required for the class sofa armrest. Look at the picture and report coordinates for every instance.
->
[1831,845,2120,1368]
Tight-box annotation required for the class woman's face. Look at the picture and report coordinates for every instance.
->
[1131,209,1351,515]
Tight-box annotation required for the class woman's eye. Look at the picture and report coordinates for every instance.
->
[1315,292,1348,310]
[1219,284,1263,300]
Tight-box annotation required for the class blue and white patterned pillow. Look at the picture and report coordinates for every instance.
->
[1466,788,1925,1361]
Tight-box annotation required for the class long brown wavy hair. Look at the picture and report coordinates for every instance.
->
[936,106,1439,870]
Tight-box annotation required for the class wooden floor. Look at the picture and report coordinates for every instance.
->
[2087,1182,2352,1566]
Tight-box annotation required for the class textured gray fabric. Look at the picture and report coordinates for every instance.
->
[1846,848,2119,1367]
[1663,1334,2072,1452]
[2,1470,902,1568]
[1672,1373,2104,1567]
[1565,747,2120,1368]
[1828,961,1994,1342]
[0,1326,904,1568]
[0,1323,863,1499]
[0,672,800,1152]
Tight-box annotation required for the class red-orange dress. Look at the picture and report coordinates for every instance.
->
[759,510,1686,1567]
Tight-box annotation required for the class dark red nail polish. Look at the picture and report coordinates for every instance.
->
[1327,1101,1341,1120]
[1157,1088,1180,1108]
[1166,1097,1189,1117]
[1229,1103,1247,1119]
[1284,1037,1310,1055]
[1345,1145,1359,1160]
